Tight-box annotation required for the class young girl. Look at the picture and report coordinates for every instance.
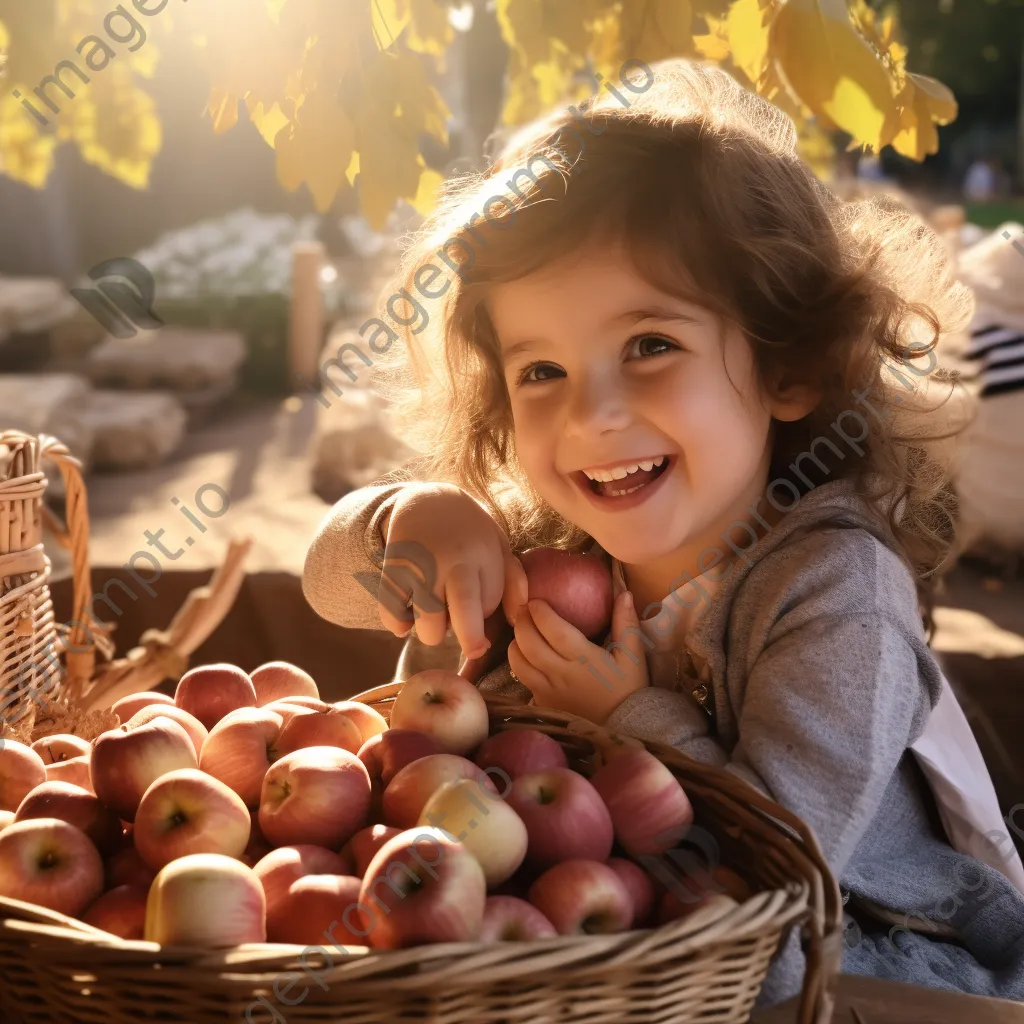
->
[303,59,1024,1007]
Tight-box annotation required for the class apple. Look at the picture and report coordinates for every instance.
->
[389,671,489,756]
[341,824,401,877]
[105,846,156,891]
[145,852,266,946]
[528,860,632,935]
[506,768,613,868]
[383,754,497,829]
[474,729,567,781]
[0,810,14,832]
[268,874,370,945]
[259,746,371,849]
[590,749,693,857]
[520,548,614,638]
[331,701,388,745]
[607,857,656,926]
[82,884,148,939]
[45,755,94,793]
[358,730,443,788]
[199,707,285,807]
[31,734,91,764]
[267,697,331,713]
[0,818,103,917]
[253,844,350,932]
[658,890,738,925]
[418,778,527,886]
[360,827,486,949]
[0,740,47,811]
[134,768,251,871]
[276,707,363,757]
[15,781,122,857]
[240,811,274,868]
[112,691,175,723]
[174,664,257,731]
[250,661,320,706]
[90,717,198,822]
[479,895,557,942]
[127,704,208,757]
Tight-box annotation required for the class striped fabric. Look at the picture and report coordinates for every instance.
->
[965,324,1024,398]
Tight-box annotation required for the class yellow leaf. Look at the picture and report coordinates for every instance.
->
[407,0,453,56]
[496,0,551,66]
[356,109,422,229]
[653,0,694,53]
[208,89,240,134]
[371,0,411,51]
[891,79,940,162]
[250,101,290,147]
[909,72,956,126]
[727,0,772,84]
[0,94,56,188]
[409,163,445,217]
[345,150,360,186]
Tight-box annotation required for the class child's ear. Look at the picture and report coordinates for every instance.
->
[766,374,822,422]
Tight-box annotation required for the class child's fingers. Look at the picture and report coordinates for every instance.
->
[445,563,490,660]
[507,639,548,693]
[609,591,645,660]
[500,545,529,627]
[526,598,586,659]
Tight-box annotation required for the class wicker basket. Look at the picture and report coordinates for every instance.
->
[0,679,843,1024]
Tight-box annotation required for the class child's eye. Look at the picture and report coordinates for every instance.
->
[628,333,679,359]
[516,362,564,386]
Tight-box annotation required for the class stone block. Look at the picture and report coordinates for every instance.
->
[80,390,188,470]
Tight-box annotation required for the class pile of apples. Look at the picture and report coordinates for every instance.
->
[0,663,749,951]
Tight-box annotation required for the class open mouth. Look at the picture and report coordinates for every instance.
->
[576,455,673,499]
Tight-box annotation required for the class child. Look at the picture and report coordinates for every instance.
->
[303,59,1024,1007]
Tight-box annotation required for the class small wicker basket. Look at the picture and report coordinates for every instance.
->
[0,682,843,1024]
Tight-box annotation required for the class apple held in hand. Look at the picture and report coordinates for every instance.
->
[253,844,350,933]
[31,734,91,764]
[389,671,489,756]
[83,884,149,939]
[506,768,613,868]
[145,853,266,947]
[383,754,497,830]
[341,825,401,878]
[607,857,656,927]
[529,860,632,936]
[269,874,370,946]
[174,664,257,731]
[199,708,285,808]
[15,781,122,857]
[474,729,567,782]
[44,755,94,793]
[111,691,175,723]
[358,730,443,788]
[0,740,46,811]
[0,811,14,833]
[479,895,557,942]
[0,818,103,917]
[276,707,363,758]
[359,827,486,949]
[127,705,208,757]
[520,548,613,639]
[251,662,320,707]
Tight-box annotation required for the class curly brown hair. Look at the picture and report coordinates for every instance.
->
[371,58,974,617]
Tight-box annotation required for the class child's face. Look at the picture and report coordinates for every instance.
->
[491,247,797,567]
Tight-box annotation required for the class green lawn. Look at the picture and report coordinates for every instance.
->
[965,200,1024,228]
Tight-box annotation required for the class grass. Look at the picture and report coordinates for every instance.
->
[964,200,1024,228]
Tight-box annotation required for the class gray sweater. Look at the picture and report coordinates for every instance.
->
[303,471,1024,1008]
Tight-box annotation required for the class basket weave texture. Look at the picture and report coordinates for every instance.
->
[0,682,843,1024]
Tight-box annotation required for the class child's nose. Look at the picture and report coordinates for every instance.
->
[564,373,633,435]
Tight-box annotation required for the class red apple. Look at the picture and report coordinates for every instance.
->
[240,811,274,868]
[0,810,14,832]
[658,889,738,924]
[360,827,486,949]
[267,697,331,713]
[253,844,350,933]
[0,740,47,811]
[105,846,156,891]
[276,707,363,757]
[590,749,693,857]
[15,781,122,857]
[341,824,401,877]
[607,857,656,926]
[520,548,613,638]
[174,664,257,731]
[382,754,497,829]
[90,717,198,822]
[199,707,285,807]
[268,874,370,945]
[389,671,489,756]
[112,691,175,723]
[250,662,320,707]
[358,730,443,787]
[134,768,251,871]
[82,884,148,939]
[44,755,94,793]
[127,704,208,757]
[507,768,613,868]
[0,817,103,916]
[479,895,557,941]
[145,852,266,946]
[528,860,632,935]
[331,701,388,745]
[474,728,567,782]
[31,734,91,764]
[259,746,371,849]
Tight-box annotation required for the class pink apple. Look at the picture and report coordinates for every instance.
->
[0,810,14,832]
[105,846,156,891]
[479,895,557,941]
[331,701,388,745]
[268,697,331,713]
[276,707,363,757]
[145,853,266,946]
[15,781,122,857]
[31,734,91,764]
[520,548,613,638]
[127,704,208,757]
[474,728,568,782]
[134,768,251,871]
[507,768,613,868]
[82,884,148,938]
[389,671,489,756]
[590,749,693,857]
[0,817,103,916]
[383,754,497,829]
[268,874,370,945]
[529,860,632,935]
[240,811,274,868]
[360,827,486,949]
[250,662,320,707]
[607,857,656,926]
[358,730,443,787]
[341,825,401,878]
[45,755,94,793]
[0,740,46,811]
[112,691,175,723]
[253,844,350,933]
[419,778,527,886]
[258,746,371,849]
[199,707,285,807]
[90,717,197,822]
[174,664,257,731]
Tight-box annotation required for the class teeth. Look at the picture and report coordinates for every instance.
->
[582,455,666,482]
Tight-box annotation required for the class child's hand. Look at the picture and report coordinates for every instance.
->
[508,590,649,724]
